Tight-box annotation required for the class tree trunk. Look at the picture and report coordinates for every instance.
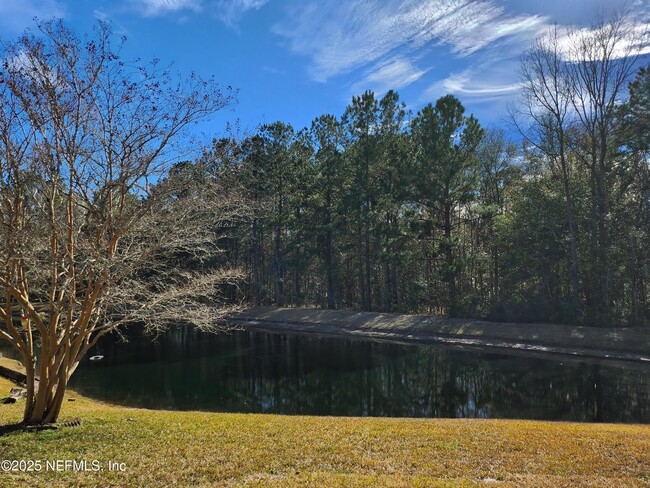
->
[23,356,37,423]
[325,223,336,310]
[357,218,365,311]
[294,247,302,306]
[364,200,372,312]
[23,371,66,425]
[558,139,581,318]
[252,219,261,305]
[444,201,457,316]
[597,149,610,325]
[324,188,336,309]
[274,224,283,307]
[383,261,390,312]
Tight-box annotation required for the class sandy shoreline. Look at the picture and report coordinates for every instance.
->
[231,306,650,363]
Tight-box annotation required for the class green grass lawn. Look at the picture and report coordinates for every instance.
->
[0,358,648,487]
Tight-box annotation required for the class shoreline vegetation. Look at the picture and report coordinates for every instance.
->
[232,307,650,363]
[0,358,648,487]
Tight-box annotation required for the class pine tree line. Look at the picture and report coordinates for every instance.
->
[178,19,650,328]
[194,58,649,327]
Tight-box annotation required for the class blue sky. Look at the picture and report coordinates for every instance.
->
[1,0,649,140]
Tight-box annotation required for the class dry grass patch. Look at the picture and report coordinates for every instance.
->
[0,363,648,487]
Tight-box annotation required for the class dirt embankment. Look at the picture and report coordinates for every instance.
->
[231,306,650,362]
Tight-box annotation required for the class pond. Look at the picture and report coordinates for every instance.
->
[60,327,650,423]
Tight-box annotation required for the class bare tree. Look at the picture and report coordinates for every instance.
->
[515,12,646,324]
[563,12,646,324]
[517,25,581,317]
[0,20,243,425]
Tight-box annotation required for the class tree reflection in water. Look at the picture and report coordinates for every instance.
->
[67,328,650,423]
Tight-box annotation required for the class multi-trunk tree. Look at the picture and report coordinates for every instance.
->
[0,20,240,425]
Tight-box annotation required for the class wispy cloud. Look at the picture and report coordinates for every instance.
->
[410,2,544,56]
[352,57,429,96]
[130,0,203,17]
[423,63,522,104]
[273,0,545,83]
[554,21,650,61]
[0,0,66,34]
[94,9,110,22]
[262,66,285,75]
[216,0,268,26]
[128,0,268,25]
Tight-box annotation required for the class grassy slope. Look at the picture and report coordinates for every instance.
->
[0,359,648,487]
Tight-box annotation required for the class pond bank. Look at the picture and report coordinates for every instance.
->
[231,306,650,362]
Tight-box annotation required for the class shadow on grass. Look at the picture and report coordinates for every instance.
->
[0,422,25,437]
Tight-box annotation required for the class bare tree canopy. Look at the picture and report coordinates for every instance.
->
[513,11,648,326]
[0,19,242,425]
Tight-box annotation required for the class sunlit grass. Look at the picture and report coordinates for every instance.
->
[0,359,648,487]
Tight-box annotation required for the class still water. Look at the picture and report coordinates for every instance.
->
[63,327,650,423]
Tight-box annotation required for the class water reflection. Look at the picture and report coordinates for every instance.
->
[63,328,650,423]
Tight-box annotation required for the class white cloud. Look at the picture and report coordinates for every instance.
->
[94,9,110,22]
[554,21,650,61]
[352,57,428,96]
[422,59,522,104]
[425,72,520,101]
[273,0,545,82]
[274,0,649,115]
[6,49,63,88]
[410,2,544,56]
[129,0,267,25]
[216,0,268,25]
[131,0,203,17]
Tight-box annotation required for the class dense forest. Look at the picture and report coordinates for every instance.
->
[184,29,650,328]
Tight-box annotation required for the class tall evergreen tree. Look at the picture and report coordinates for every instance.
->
[411,95,483,316]
[257,122,297,307]
[309,114,346,309]
[342,91,381,311]
[376,91,409,311]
